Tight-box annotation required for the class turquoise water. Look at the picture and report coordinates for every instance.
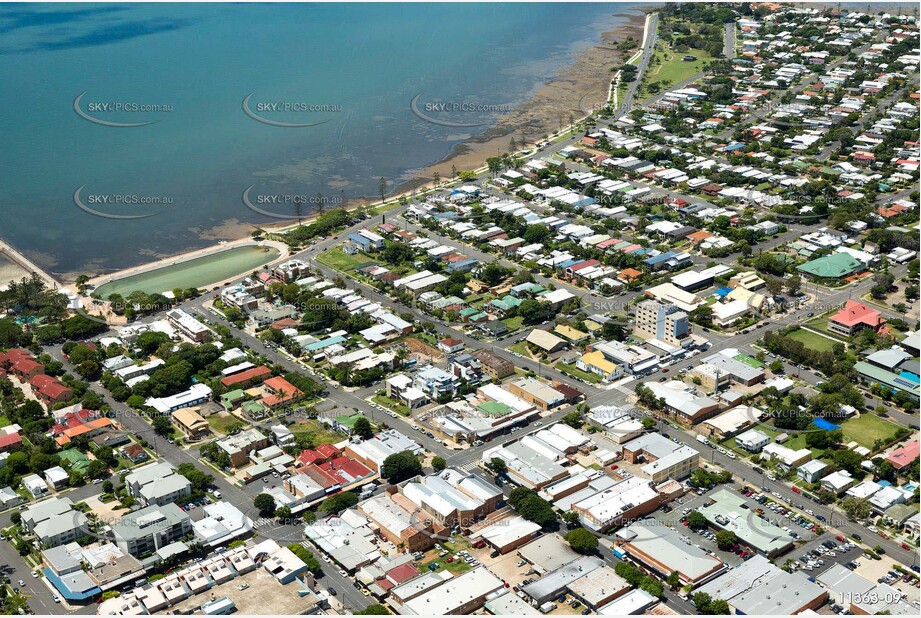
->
[0,2,640,273]
[93,244,281,297]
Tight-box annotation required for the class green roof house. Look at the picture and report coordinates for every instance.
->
[796,253,863,279]
[221,389,246,410]
[57,448,90,473]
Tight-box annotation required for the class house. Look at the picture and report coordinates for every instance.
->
[797,460,828,484]
[261,376,303,409]
[29,374,74,404]
[172,407,211,439]
[525,329,568,354]
[735,429,771,453]
[577,351,620,382]
[121,443,149,464]
[820,470,856,495]
[438,337,464,354]
[44,466,70,490]
[146,383,213,415]
[828,301,886,336]
[23,473,49,498]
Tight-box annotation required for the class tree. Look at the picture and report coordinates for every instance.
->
[286,543,321,573]
[486,457,507,476]
[786,274,802,296]
[667,571,680,588]
[687,510,708,530]
[832,449,864,476]
[274,506,292,520]
[561,411,583,429]
[254,493,276,517]
[508,487,556,527]
[689,305,714,328]
[566,527,598,554]
[102,480,114,494]
[769,360,784,373]
[151,415,173,437]
[706,599,730,615]
[320,491,359,514]
[641,417,656,430]
[381,451,423,483]
[840,497,872,521]
[431,456,447,472]
[353,417,374,440]
[715,530,737,550]
[355,605,390,615]
[378,177,388,203]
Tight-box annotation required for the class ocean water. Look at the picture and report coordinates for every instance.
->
[0,2,640,274]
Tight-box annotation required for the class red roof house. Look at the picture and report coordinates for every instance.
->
[827,300,886,336]
[886,441,920,470]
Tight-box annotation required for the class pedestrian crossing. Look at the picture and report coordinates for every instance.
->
[456,461,480,473]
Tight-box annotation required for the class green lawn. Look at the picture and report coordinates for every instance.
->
[315,247,373,273]
[508,341,532,357]
[501,316,525,332]
[0,415,10,427]
[207,413,246,435]
[840,414,902,450]
[372,394,410,417]
[290,419,345,445]
[785,328,839,353]
[555,362,602,384]
[642,42,714,96]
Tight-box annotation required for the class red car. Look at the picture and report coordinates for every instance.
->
[662,368,669,373]
[791,487,801,494]
[902,543,911,551]
[611,464,619,470]
[835,535,846,542]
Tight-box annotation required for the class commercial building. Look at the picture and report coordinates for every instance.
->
[622,433,700,482]
[111,503,192,557]
[571,477,660,532]
[402,566,506,615]
[634,300,690,346]
[644,381,720,424]
[698,489,794,557]
[345,429,423,472]
[697,554,826,615]
[797,253,863,280]
[146,383,213,415]
[507,377,567,411]
[521,556,605,605]
[616,521,727,586]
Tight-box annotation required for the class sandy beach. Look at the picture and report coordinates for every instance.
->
[404,8,650,194]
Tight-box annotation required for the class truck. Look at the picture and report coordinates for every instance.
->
[539,602,557,614]
[696,434,708,445]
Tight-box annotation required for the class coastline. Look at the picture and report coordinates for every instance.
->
[3,5,651,289]
[394,7,650,198]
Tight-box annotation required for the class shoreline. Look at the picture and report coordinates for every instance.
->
[2,5,651,289]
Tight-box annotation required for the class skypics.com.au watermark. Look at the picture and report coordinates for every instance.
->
[242,94,341,127]
[410,93,513,128]
[73,186,175,220]
[242,187,344,219]
[73,93,172,127]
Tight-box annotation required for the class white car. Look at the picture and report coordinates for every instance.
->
[766,474,776,481]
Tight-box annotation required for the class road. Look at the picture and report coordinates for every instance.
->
[616,12,659,116]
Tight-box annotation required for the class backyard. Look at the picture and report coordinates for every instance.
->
[206,412,247,435]
[555,362,602,384]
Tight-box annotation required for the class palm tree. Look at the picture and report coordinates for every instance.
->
[378,177,388,204]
